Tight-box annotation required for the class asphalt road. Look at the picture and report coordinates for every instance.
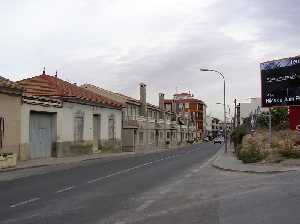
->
[2,143,300,224]
[0,143,220,224]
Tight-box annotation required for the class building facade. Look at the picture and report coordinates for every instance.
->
[0,77,23,157]
[211,117,221,138]
[164,92,206,140]
[17,73,123,160]
[83,83,194,152]
[236,97,268,125]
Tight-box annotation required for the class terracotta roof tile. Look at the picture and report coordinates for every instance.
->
[0,77,24,93]
[17,74,122,109]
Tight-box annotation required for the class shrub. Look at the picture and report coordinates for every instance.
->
[279,149,300,159]
[238,139,268,163]
[278,142,300,159]
[257,108,289,130]
[231,126,247,152]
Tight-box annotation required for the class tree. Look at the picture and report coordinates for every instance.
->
[257,108,289,130]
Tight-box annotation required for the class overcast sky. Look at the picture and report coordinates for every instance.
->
[1,0,299,119]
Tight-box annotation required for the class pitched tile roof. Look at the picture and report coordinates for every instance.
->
[82,84,140,105]
[0,76,24,94]
[17,74,122,109]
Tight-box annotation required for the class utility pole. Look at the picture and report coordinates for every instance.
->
[234,99,237,128]
[269,108,272,145]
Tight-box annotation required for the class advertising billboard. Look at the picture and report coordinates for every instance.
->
[261,55,300,107]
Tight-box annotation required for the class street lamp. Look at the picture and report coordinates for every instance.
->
[200,68,227,153]
[217,103,232,139]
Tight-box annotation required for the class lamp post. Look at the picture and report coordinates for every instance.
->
[216,102,231,137]
[200,68,227,153]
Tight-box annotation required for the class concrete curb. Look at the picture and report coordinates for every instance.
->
[212,146,299,174]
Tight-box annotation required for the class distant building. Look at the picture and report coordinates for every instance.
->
[237,97,268,125]
[211,117,221,138]
[83,83,192,152]
[164,92,206,140]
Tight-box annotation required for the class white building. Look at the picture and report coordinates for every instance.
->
[17,73,123,160]
[238,97,268,124]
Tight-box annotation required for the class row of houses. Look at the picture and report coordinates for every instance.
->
[0,71,206,161]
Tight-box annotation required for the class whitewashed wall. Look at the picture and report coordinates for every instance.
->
[21,101,122,148]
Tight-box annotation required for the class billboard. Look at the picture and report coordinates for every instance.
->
[261,55,300,107]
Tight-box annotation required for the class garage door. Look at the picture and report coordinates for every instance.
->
[29,112,54,159]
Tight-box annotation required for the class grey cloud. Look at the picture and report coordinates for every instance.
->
[1,0,299,119]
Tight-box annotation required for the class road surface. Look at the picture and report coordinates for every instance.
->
[1,143,300,224]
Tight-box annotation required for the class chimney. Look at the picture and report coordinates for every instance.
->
[159,93,165,110]
[172,99,176,113]
[139,83,147,116]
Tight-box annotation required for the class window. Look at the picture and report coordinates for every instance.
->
[74,113,84,142]
[150,132,154,142]
[160,131,164,139]
[166,104,171,111]
[179,103,183,110]
[108,114,115,140]
[0,117,4,149]
[139,132,144,144]
[167,132,170,139]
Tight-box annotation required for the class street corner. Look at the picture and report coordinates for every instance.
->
[211,148,299,174]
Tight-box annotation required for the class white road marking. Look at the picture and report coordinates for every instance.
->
[87,149,202,184]
[86,152,187,185]
[87,165,143,184]
[10,197,40,208]
[115,221,127,224]
[136,199,155,212]
[192,169,200,173]
[55,185,75,193]
[184,173,192,178]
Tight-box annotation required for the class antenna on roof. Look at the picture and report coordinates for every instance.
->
[42,67,46,75]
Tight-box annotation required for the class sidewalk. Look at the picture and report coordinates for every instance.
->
[0,148,171,173]
[212,145,300,173]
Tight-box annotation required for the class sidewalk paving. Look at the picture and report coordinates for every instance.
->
[212,145,300,173]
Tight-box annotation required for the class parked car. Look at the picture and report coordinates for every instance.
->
[213,137,223,144]
[203,137,210,142]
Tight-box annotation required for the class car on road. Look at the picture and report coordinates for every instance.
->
[203,137,210,142]
[213,137,223,144]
